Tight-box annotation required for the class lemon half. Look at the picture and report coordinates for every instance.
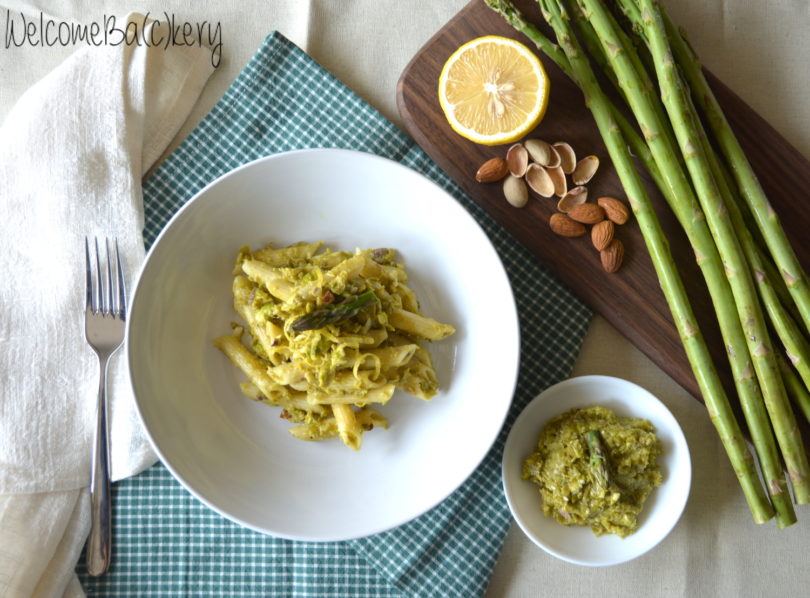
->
[438,35,550,146]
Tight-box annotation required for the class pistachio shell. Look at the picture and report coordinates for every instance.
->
[506,143,529,177]
[547,165,567,197]
[524,139,561,168]
[503,174,529,207]
[572,155,599,185]
[525,163,555,197]
[556,186,588,212]
[553,142,577,174]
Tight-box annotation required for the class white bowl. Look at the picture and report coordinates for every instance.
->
[502,375,691,566]
[127,149,520,541]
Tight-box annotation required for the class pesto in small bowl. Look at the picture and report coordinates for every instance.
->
[522,405,663,538]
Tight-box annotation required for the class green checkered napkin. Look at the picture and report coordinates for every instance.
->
[77,32,590,596]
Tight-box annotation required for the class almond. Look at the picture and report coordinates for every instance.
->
[591,220,614,251]
[567,202,605,224]
[600,239,624,273]
[597,196,630,224]
[549,213,586,237]
[475,157,509,183]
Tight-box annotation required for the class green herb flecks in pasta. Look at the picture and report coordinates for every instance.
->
[214,241,456,451]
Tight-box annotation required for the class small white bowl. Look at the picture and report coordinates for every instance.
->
[502,375,691,566]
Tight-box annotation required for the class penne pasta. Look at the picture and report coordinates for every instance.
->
[389,308,456,341]
[213,333,289,403]
[232,276,284,355]
[241,259,295,302]
[395,283,420,313]
[307,383,396,406]
[331,403,362,450]
[214,241,455,449]
[288,419,339,442]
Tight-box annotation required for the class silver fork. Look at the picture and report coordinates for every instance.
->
[84,237,127,576]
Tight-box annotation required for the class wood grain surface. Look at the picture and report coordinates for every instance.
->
[396,0,810,407]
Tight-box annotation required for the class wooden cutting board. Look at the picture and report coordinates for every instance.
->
[396,0,810,404]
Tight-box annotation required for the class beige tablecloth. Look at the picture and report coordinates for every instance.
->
[2,1,808,596]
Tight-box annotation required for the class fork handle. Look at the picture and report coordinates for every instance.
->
[87,356,112,576]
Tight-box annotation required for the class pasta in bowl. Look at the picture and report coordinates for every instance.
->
[214,241,456,450]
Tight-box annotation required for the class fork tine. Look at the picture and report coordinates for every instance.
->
[104,239,114,316]
[85,237,93,311]
[114,239,127,319]
[94,238,104,315]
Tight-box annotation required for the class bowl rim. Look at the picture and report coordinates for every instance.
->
[126,148,522,541]
[501,374,691,566]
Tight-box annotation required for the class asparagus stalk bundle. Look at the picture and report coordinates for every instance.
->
[634,0,809,511]
[485,0,810,526]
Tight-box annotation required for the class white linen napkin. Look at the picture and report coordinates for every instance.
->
[0,13,214,597]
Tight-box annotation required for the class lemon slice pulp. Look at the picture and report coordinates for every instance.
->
[438,35,549,146]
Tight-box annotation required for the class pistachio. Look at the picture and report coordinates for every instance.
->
[572,155,600,185]
[553,141,577,174]
[506,143,529,177]
[547,165,567,197]
[524,139,561,168]
[503,174,529,208]
[557,186,588,212]
[525,163,555,197]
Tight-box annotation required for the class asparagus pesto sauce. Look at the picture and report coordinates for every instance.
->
[523,405,663,538]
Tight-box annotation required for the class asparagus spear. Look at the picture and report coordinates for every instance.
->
[290,290,377,332]
[635,0,810,390]
[568,0,792,521]
[652,2,810,333]
[616,0,805,330]
[634,0,810,503]
[585,430,610,491]
[611,0,800,524]
[573,0,679,159]
[780,355,810,425]
[694,99,800,526]
[532,0,775,523]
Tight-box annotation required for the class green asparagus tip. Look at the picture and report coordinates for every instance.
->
[484,0,527,29]
[586,429,611,490]
[290,290,377,332]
